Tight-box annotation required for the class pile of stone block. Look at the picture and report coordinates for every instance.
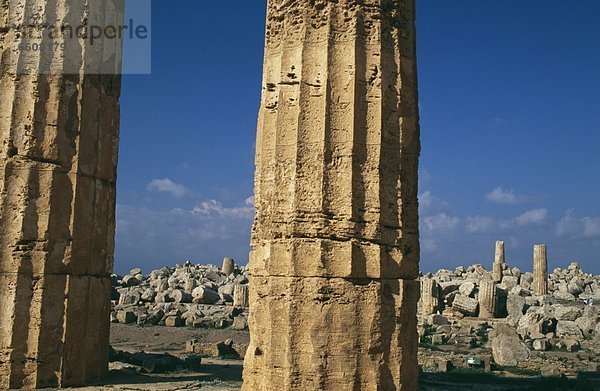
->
[418,241,600,376]
[110,258,250,330]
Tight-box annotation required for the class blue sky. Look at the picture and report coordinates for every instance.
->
[115,1,600,275]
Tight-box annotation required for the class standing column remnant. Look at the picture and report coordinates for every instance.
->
[243,0,421,389]
[420,278,440,316]
[0,1,124,388]
[233,285,249,308]
[492,240,506,283]
[532,244,548,295]
[222,257,235,276]
[478,280,498,318]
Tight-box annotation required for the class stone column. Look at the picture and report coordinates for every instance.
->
[532,244,548,295]
[420,278,440,316]
[222,257,235,276]
[478,280,497,318]
[0,1,123,388]
[492,240,505,283]
[233,284,249,308]
[243,0,420,389]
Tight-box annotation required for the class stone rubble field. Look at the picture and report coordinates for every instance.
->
[419,257,600,383]
[108,252,600,388]
[111,259,250,331]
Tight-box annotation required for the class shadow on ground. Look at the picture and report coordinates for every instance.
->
[79,360,243,391]
[420,371,600,390]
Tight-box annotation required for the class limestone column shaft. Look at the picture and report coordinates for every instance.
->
[492,240,505,283]
[420,278,439,316]
[233,284,249,308]
[244,0,421,389]
[0,0,123,388]
[532,244,548,295]
[478,280,497,318]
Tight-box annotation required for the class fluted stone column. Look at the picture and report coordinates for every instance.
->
[233,284,249,308]
[243,0,421,389]
[492,240,505,283]
[532,244,548,295]
[420,278,440,316]
[478,280,497,318]
[0,1,123,388]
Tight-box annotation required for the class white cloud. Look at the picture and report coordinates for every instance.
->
[147,178,188,198]
[419,169,433,186]
[115,198,255,272]
[466,215,496,234]
[423,213,460,231]
[582,217,600,238]
[556,210,600,239]
[421,238,438,253]
[419,191,448,212]
[192,199,254,220]
[515,208,548,226]
[485,186,519,204]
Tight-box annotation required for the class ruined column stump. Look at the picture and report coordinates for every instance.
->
[222,257,235,276]
[478,280,497,318]
[243,0,421,389]
[492,240,505,283]
[233,284,249,308]
[420,277,440,316]
[0,0,123,388]
[532,244,548,295]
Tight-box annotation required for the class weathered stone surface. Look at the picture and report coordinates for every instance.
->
[191,287,220,305]
[492,241,505,283]
[507,295,527,318]
[248,0,420,281]
[533,339,548,351]
[459,281,476,297]
[553,304,582,321]
[532,244,549,295]
[556,321,584,339]
[243,277,419,390]
[575,316,596,337]
[0,274,112,388]
[491,324,530,367]
[420,278,440,316]
[439,281,461,296]
[116,310,138,324]
[233,284,249,308]
[553,290,576,301]
[0,0,123,388]
[222,257,235,276]
[244,0,421,389]
[478,280,497,318]
[452,294,479,317]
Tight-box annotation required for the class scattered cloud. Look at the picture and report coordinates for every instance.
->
[556,210,600,239]
[466,215,496,234]
[515,208,548,226]
[419,169,433,186]
[423,213,460,231]
[147,178,188,198]
[421,238,438,253]
[192,199,254,219]
[582,217,600,238]
[115,196,254,273]
[491,117,508,126]
[419,191,448,212]
[485,186,519,204]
